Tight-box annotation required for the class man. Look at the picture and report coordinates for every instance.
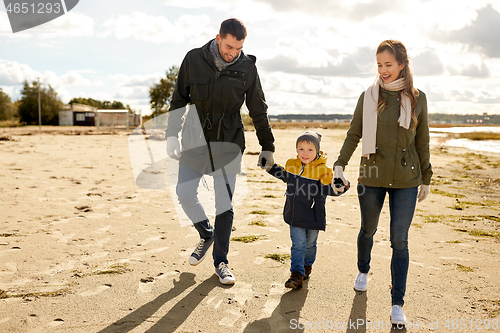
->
[165,18,275,284]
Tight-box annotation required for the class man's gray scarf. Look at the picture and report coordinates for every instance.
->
[209,39,240,71]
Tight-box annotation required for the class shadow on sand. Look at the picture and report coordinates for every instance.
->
[345,290,407,333]
[243,284,309,333]
[346,290,367,333]
[97,272,221,333]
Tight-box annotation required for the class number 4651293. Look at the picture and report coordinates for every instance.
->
[5,2,62,14]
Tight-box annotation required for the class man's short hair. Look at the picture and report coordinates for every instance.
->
[219,18,247,41]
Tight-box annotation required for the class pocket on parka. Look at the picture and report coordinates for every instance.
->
[394,149,419,184]
[189,75,210,101]
[221,115,245,150]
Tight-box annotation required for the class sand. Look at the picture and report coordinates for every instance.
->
[0,126,499,333]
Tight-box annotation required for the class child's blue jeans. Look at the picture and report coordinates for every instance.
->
[289,226,319,276]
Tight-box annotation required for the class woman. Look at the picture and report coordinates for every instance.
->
[333,40,432,325]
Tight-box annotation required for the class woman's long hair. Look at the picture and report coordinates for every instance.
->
[376,40,419,130]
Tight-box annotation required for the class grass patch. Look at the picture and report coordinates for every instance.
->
[92,264,131,275]
[454,228,500,240]
[2,288,71,299]
[456,263,474,272]
[231,235,264,243]
[0,233,19,237]
[250,210,270,215]
[265,253,290,264]
[249,221,267,227]
[478,299,500,318]
[459,216,481,222]
[452,200,500,210]
[463,164,484,170]
[483,200,500,207]
[446,240,462,243]
[479,215,500,222]
[422,215,445,223]
[450,202,468,210]
[263,194,278,198]
[431,178,452,185]
[247,180,277,183]
[455,132,500,141]
[431,189,466,198]
[0,120,23,128]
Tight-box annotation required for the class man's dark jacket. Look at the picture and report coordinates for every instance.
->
[165,39,275,174]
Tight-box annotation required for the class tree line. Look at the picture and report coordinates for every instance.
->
[0,81,135,126]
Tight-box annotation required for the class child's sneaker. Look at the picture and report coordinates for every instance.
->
[188,237,214,266]
[303,265,312,280]
[215,262,235,285]
[285,271,303,289]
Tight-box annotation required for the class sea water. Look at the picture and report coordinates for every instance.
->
[430,126,500,154]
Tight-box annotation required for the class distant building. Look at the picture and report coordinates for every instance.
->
[96,109,140,128]
[59,104,140,128]
[59,103,97,126]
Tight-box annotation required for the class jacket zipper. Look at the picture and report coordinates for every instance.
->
[291,164,305,226]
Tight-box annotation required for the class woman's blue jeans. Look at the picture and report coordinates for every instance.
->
[289,226,319,276]
[357,184,418,306]
[176,164,236,267]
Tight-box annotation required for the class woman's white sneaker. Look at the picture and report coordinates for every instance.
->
[390,305,407,325]
[353,272,368,291]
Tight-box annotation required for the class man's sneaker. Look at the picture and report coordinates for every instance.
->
[390,305,407,325]
[354,272,368,291]
[285,271,304,289]
[188,238,214,266]
[215,262,235,285]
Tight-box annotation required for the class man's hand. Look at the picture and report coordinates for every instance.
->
[417,185,430,202]
[257,151,274,171]
[333,166,348,195]
[166,136,182,160]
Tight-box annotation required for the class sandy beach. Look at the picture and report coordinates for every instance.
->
[0,126,499,333]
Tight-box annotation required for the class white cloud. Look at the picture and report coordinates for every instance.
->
[250,0,403,20]
[163,0,221,9]
[459,63,491,77]
[437,4,500,58]
[99,12,216,45]
[411,49,445,76]
[0,60,40,85]
[43,70,93,87]
[107,73,164,87]
[114,86,149,100]
[0,60,93,87]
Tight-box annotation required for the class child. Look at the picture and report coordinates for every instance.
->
[267,131,349,289]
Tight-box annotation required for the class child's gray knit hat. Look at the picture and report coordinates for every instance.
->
[296,131,321,153]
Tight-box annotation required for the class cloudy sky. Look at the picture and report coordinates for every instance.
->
[1,0,499,115]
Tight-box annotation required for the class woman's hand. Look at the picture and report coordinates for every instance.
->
[417,185,430,202]
[333,166,348,195]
